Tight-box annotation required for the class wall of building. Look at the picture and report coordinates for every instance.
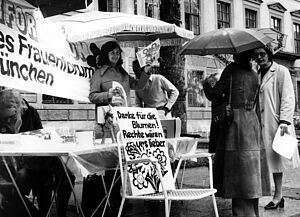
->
[184,0,300,135]
[25,0,300,135]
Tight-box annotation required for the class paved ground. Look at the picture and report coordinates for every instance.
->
[61,161,300,217]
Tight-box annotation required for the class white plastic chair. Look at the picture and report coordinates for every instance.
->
[116,132,219,217]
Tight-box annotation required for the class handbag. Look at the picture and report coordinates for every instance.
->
[212,75,233,126]
[224,75,233,125]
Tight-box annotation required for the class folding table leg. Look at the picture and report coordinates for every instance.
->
[101,168,120,217]
[1,156,33,217]
[87,169,120,217]
[101,173,110,207]
[59,156,86,217]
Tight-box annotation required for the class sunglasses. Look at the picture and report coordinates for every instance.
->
[253,52,267,58]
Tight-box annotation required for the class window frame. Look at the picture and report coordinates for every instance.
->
[243,0,260,29]
[217,0,231,29]
[271,16,282,32]
[98,0,120,12]
[184,0,200,35]
[291,11,300,54]
[294,23,300,54]
[245,8,257,28]
[268,3,286,33]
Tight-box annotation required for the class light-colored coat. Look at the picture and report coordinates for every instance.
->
[259,61,299,172]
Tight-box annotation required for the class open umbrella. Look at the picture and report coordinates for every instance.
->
[178,28,273,56]
[254,28,287,54]
[53,11,194,47]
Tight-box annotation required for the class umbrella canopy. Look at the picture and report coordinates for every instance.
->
[178,28,273,56]
[54,11,194,46]
[254,28,287,54]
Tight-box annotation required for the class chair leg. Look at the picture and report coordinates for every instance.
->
[117,197,126,217]
[212,194,219,217]
[164,199,170,217]
[180,160,187,188]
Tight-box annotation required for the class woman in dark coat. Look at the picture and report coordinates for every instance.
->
[203,50,271,217]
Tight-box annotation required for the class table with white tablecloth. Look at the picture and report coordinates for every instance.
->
[0,136,200,217]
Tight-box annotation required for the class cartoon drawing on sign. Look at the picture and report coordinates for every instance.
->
[126,143,168,191]
[115,107,174,196]
[136,39,161,67]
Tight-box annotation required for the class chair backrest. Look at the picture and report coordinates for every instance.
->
[115,107,175,196]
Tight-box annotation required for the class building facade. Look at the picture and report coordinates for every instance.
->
[24,0,300,134]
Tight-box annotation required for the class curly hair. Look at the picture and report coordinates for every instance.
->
[98,41,123,67]
[0,89,22,117]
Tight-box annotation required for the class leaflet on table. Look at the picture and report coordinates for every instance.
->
[18,128,64,146]
[0,134,22,146]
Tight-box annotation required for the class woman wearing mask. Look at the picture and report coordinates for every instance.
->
[253,44,300,210]
[203,50,271,217]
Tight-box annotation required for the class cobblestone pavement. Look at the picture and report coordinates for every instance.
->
[62,165,300,217]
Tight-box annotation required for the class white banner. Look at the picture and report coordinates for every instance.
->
[0,0,95,102]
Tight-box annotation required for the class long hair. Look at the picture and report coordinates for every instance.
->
[98,41,123,67]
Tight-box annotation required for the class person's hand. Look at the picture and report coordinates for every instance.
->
[108,88,114,99]
[204,73,218,87]
[279,123,289,136]
[144,65,152,74]
[162,107,170,116]
[111,96,126,106]
[114,87,124,97]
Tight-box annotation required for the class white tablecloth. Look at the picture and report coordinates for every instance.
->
[0,137,199,177]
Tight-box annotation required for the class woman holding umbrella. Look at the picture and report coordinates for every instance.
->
[253,44,300,210]
[203,49,271,216]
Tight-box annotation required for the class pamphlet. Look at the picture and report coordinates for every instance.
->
[272,127,298,159]
[136,39,161,67]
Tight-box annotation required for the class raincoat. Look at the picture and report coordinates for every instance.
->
[259,61,300,171]
[204,62,271,198]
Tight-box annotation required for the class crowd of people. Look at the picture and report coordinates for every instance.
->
[0,39,299,217]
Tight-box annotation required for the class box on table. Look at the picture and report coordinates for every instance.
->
[160,118,181,138]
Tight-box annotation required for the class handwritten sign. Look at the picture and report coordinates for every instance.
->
[0,0,95,102]
[136,39,160,67]
[114,107,175,196]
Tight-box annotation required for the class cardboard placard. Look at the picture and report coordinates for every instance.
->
[136,39,161,67]
[114,107,175,196]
